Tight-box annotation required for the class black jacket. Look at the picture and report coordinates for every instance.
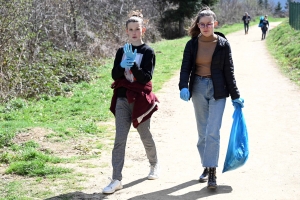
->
[242,15,251,24]
[178,32,240,100]
[112,43,155,97]
[260,19,269,32]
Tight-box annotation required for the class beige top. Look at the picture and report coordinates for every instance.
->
[195,34,218,76]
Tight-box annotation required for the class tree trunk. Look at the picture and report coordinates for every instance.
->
[69,0,78,44]
[179,18,184,37]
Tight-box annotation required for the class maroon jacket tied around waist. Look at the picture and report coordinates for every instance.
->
[110,79,159,128]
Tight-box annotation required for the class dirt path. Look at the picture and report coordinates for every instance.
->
[50,22,300,200]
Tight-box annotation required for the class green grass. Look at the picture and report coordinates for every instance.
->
[0,181,32,200]
[267,19,300,86]
[3,18,299,199]
[1,145,71,176]
[150,37,188,91]
[0,68,113,147]
[6,160,72,176]
[0,174,86,200]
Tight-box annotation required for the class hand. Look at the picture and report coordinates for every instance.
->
[123,43,137,61]
[232,98,244,108]
[180,88,190,101]
[120,58,134,69]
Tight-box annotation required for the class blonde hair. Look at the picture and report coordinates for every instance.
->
[126,10,148,28]
[188,6,217,38]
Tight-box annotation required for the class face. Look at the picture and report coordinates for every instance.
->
[197,16,216,37]
[126,21,145,46]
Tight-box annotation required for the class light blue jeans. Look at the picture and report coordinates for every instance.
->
[192,76,226,167]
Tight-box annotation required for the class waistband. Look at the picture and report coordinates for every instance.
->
[196,74,211,79]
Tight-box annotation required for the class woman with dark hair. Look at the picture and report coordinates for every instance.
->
[260,15,269,40]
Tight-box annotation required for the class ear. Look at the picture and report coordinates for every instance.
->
[214,21,218,27]
[142,27,146,34]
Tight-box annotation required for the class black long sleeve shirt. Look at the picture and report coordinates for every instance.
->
[112,43,156,97]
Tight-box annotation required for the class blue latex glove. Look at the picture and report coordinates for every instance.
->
[120,58,134,69]
[232,98,244,108]
[180,88,190,101]
[123,43,137,61]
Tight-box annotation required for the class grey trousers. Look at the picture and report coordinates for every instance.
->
[112,97,158,181]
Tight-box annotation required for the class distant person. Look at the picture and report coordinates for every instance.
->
[242,12,251,34]
[178,6,244,189]
[102,10,159,194]
[260,15,269,40]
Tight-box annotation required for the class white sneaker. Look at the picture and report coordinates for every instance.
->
[148,163,159,180]
[102,178,123,194]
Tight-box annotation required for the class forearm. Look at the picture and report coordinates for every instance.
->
[131,63,153,84]
[112,48,126,80]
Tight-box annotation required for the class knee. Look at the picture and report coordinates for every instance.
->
[114,139,126,148]
[207,132,220,142]
[140,133,153,142]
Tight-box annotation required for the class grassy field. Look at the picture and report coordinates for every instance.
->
[1,17,298,199]
[266,19,300,87]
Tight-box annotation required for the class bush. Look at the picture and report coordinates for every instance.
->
[0,48,97,102]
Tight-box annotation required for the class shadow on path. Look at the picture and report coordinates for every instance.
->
[45,178,232,200]
[127,180,232,200]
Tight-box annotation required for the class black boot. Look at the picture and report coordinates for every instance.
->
[199,167,209,182]
[207,167,217,189]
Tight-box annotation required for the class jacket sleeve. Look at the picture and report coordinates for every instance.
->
[223,41,240,100]
[131,48,155,84]
[112,47,125,81]
[179,40,193,90]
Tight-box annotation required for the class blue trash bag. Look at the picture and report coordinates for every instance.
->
[222,106,249,173]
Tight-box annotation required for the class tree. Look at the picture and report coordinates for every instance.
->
[285,0,292,10]
[160,0,218,38]
[0,0,33,101]
[258,0,263,7]
[275,1,283,14]
[264,0,269,9]
[160,0,202,38]
[201,0,219,6]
